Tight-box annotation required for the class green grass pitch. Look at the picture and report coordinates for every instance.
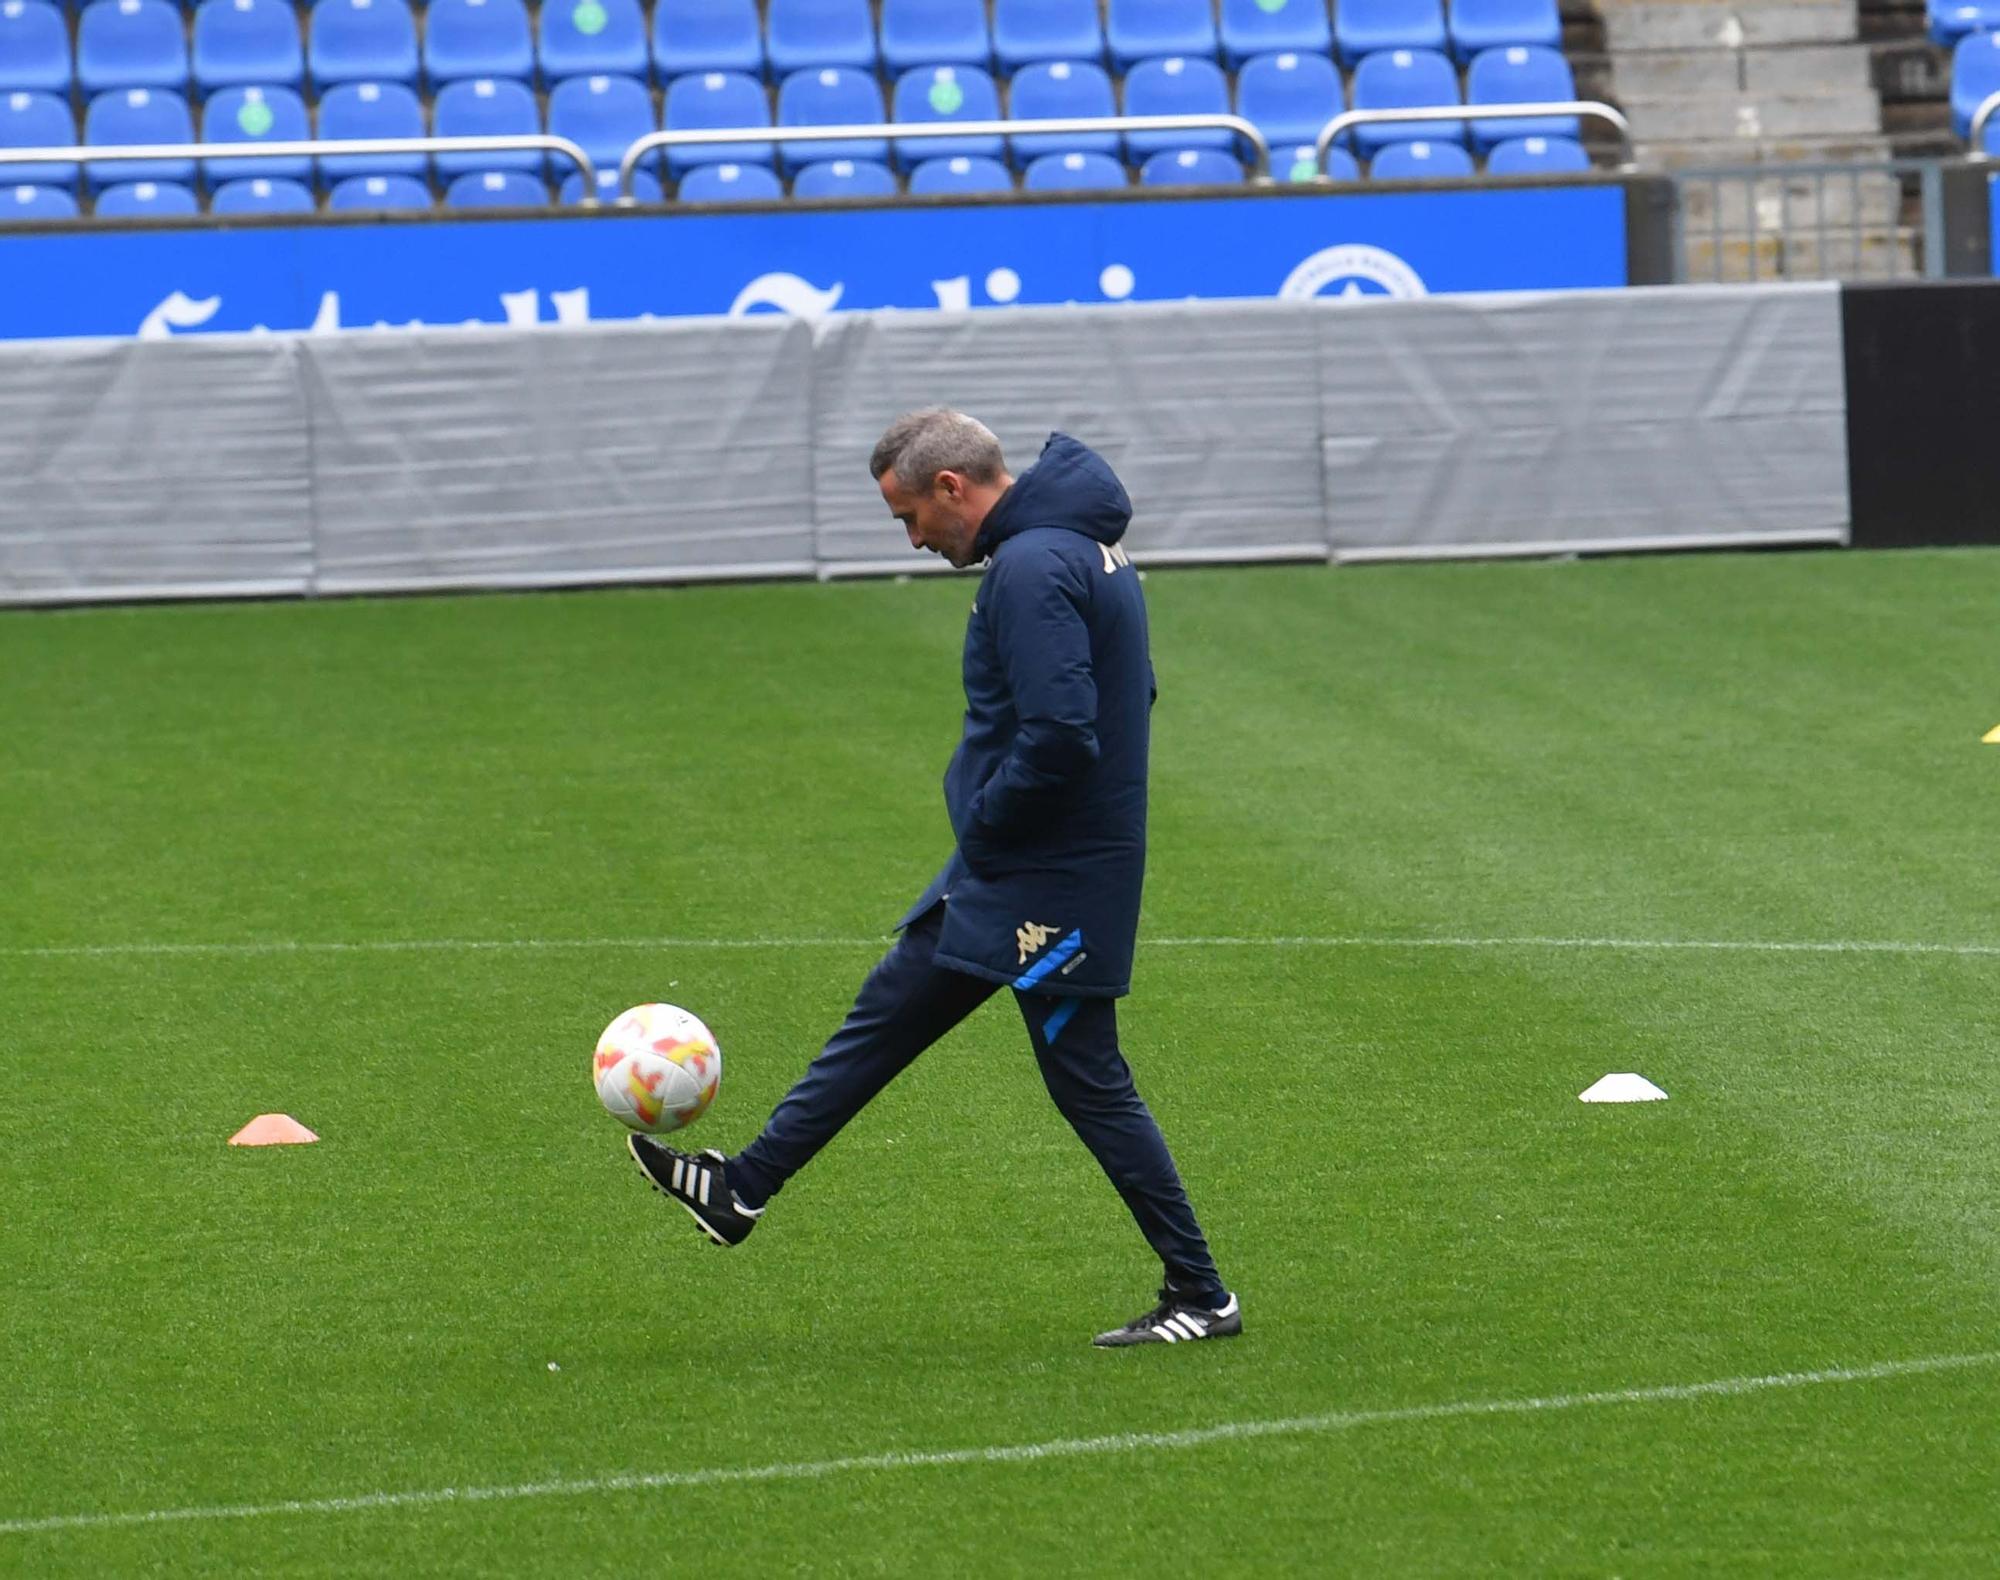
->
[3,549,1998,1576]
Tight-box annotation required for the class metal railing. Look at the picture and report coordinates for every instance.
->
[1671,157,1940,283]
[1310,100,1635,174]
[0,133,599,194]
[1967,89,2000,156]
[0,103,1633,215]
[616,113,1272,198]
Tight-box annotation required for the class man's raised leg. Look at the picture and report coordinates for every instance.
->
[628,904,996,1241]
[729,905,996,1206]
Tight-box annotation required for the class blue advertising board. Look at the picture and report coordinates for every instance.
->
[0,185,1627,340]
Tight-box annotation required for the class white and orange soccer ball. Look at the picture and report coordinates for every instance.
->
[592,1003,722,1133]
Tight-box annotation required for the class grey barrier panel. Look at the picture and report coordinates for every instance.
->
[303,318,817,594]
[1316,283,1852,559]
[0,287,1858,607]
[0,335,310,603]
[809,301,1328,575]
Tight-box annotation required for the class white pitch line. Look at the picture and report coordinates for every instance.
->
[8,933,2000,961]
[2,1350,1994,1540]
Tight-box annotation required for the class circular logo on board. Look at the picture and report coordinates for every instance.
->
[1277,243,1429,302]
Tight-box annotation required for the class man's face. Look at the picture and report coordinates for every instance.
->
[881,468,981,568]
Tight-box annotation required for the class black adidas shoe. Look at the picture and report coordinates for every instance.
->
[1093,1287,1242,1348]
[626,1136,763,1247]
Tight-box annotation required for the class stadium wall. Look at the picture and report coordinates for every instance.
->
[0,283,1851,606]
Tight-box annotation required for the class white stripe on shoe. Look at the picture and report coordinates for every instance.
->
[697,1169,712,1207]
[671,1158,684,1190]
[1152,1324,1178,1343]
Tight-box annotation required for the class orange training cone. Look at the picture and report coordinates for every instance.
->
[228,1114,319,1146]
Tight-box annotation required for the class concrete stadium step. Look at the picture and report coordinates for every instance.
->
[1633,133,1897,165]
[1619,90,1883,141]
[1682,226,1921,280]
[1676,166,1905,227]
[1599,1,1860,52]
[1611,42,1877,96]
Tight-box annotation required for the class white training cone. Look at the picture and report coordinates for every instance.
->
[1579,1073,1668,1103]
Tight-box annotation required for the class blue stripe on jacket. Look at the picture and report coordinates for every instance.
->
[1014,930,1084,990]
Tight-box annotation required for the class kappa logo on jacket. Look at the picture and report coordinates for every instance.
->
[1098,543,1131,574]
[1016,921,1060,965]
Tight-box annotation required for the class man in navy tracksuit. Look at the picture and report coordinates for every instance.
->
[629,410,1239,1348]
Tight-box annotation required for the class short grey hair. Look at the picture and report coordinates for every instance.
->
[869,408,1007,490]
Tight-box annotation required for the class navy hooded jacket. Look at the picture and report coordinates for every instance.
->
[895,434,1152,998]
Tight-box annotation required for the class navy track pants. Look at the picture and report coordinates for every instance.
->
[730,903,1225,1304]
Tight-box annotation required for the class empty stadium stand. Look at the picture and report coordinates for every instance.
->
[0,0,1605,219]
[1593,0,1963,280]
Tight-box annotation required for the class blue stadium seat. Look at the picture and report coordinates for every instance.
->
[652,0,764,80]
[1007,59,1117,163]
[193,0,305,96]
[1464,43,1575,149]
[94,177,198,213]
[891,64,1001,169]
[558,163,663,200]
[1335,0,1446,65]
[765,0,876,77]
[1349,47,1462,151]
[677,158,782,200]
[433,77,541,174]
[315,79,426,180]
[1273,140,1360,180]
[0,2,73,96]
[776,65,885,174]
[1021,148,1124,188]
[1483,132,1586,172]
[3,181,80,217]
[1106,0,1217,70]
[202,84,310,181]
[661,70,770,172]
[880,0,990,73]
[539,0,648,83]
[1219,0,1329,69]
[309,0,419,90]
[907,151,1011,193]
[85,86,194,188]
[1931,0,2000,47]
[1139,146,1240,185]
[209,174,316,210]
[1448,0,1558,61]
[77,0,187,95]
[547,72,659,176]
[792,155,896,195]
[425,0,535,87]
[445,167,546,204]
[1,91,76,188]
[992,0,1103,72]
[1369,136,1472,178]
[326,171,430,208]
[1123,54,1231,156]
[1951,30,2000,139]
[1236,51,1344,150]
